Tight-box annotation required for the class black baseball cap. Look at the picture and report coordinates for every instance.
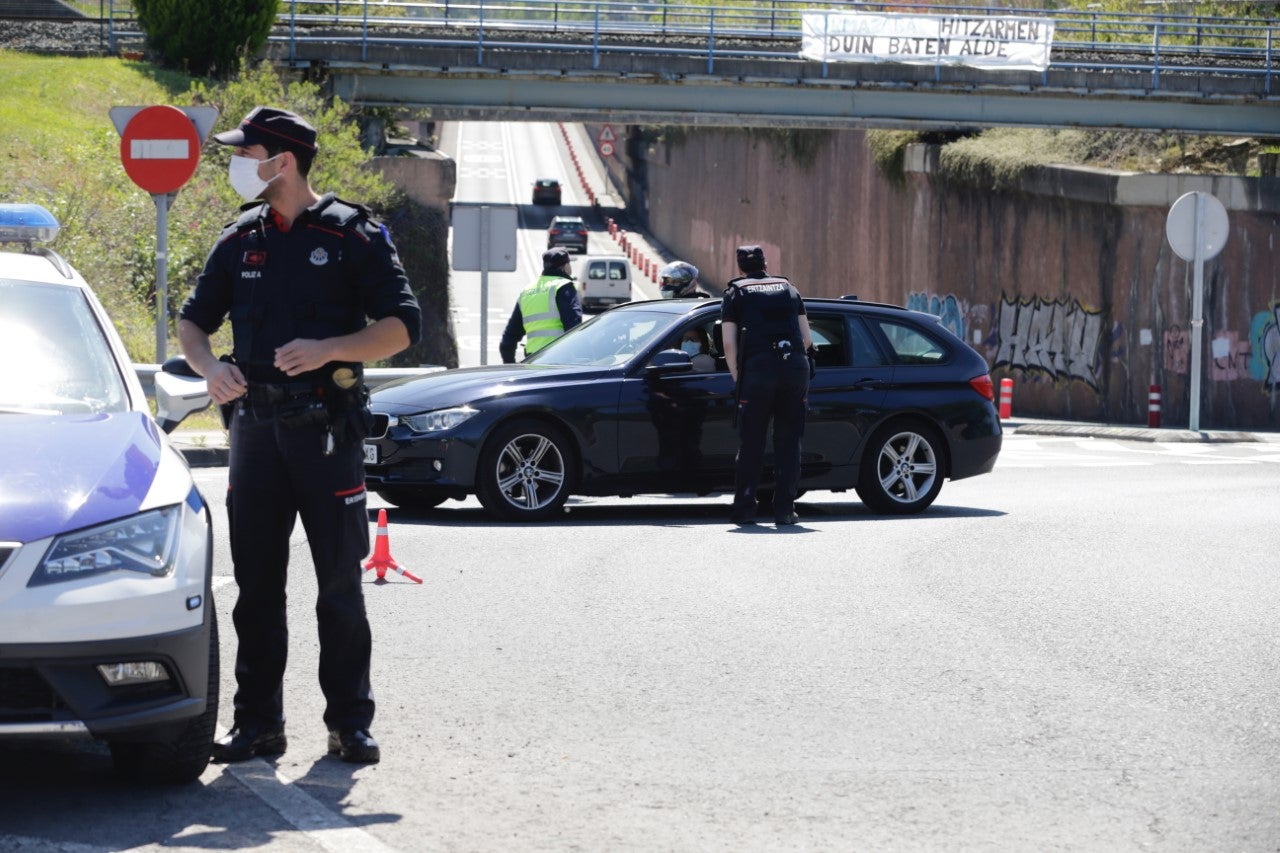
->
[736,244,765,272]
[543,247,572,269]
[213,107,317,153]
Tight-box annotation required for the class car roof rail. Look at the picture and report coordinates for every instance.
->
[840,294,859,300]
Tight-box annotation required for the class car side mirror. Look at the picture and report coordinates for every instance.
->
[646,349,694,376]
[154,356,212,434]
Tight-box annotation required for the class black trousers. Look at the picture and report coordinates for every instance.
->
[226,401,374,732]
[731,350,810,518]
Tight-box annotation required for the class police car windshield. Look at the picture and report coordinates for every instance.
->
[524,309,672,367]
[0,281,129,415]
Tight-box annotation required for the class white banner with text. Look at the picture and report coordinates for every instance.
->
[801,11,1055,71]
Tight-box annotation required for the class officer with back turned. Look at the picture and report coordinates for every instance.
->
[177,107,421,764]
[720,244,813,526]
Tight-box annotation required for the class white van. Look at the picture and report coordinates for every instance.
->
[576,254,632,312]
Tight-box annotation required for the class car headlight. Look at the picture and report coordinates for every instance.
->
[401,406,478,434]
[29,505,184,587]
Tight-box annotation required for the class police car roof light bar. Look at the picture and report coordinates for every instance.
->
[0,203,60,246]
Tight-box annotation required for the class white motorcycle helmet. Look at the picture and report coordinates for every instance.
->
[658,261,700,299]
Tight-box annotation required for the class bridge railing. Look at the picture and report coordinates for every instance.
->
[274,0,1278,44]
[62,1,1280,91]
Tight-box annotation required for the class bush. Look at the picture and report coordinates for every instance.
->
[135,0,279,78]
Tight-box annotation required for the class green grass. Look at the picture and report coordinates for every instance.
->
[0,55,191,150]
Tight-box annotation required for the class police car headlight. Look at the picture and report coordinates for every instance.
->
[29,505,185,586]
[402,406,478,434]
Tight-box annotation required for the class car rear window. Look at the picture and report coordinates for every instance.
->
[869,318,949,365]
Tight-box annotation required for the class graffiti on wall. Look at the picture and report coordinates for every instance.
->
[994,293,1104,388]
[1165,325,1189,375]
[1209,331,1252,381]
[1249,303,1280,389]
[907,291,967,341]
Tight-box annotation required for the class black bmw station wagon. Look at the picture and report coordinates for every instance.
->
[364,297,1002,521]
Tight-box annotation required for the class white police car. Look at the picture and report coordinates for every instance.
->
[0,203,217,784]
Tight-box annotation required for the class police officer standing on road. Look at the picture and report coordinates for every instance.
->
[177,107,422,765]
[658,260,712,299]
[500,246,583,363]
[720,245,813,526]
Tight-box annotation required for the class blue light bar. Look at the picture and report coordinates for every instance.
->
[0,203,60,244]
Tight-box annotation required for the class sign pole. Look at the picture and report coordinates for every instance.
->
[1164,190,1227,433]
[154,192,172,362]
[1189,194,1206,432]
[479,205,490,366]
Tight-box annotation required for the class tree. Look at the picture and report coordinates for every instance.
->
[134,0,279,78]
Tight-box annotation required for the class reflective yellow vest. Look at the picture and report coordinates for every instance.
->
[519,275,569,355]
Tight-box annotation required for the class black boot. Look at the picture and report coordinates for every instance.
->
[328,729,381,763]
[211,724,287,763]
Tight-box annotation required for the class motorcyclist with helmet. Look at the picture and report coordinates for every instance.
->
[658,260,713,299]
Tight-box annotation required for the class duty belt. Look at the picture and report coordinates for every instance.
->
[244,381,318,404]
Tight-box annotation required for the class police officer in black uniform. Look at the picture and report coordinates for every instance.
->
[720,245,813,526]
[177,107,421,764]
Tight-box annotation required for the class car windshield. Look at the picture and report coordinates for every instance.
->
[524,309,675,367]
[0,279,129,415]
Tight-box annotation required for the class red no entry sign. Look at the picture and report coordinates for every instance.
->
[119,105,201,195]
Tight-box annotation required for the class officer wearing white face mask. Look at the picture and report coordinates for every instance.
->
[178,106,420,767]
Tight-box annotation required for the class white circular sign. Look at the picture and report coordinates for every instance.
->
[1166,191,1228,261]
[599,141,615,157]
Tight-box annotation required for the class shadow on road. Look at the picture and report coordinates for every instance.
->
[374,499,1006,528]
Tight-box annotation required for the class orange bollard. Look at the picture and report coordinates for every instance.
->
[1148,384,1162,428]
[363,508,422,583]
[998,377,1013,419]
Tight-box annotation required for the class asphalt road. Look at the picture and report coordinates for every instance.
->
[2,433,1278,851]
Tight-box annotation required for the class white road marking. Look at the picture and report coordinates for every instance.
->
[222,760,397,853]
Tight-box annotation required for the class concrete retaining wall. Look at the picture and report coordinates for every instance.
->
[635,128,1280,431]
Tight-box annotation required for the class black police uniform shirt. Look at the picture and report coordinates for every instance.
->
[180,193,422,384]
[721,273,806,357]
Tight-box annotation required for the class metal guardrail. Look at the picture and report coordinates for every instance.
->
[51,1,1280,93]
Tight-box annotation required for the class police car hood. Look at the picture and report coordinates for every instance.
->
[0,412,173,543]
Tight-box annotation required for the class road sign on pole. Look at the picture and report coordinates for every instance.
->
[115,105,203,195]
[110,105,219,362]
[599,141,615,158]
[1165,190,1228,433]
[452,203,518,366]
[598,125,615,144]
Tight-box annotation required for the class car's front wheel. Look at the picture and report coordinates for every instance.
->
[476,418,578,521]
[855,422,945,514]
[109,609,219,785]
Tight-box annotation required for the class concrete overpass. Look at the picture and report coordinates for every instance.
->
[257,3,1280,136]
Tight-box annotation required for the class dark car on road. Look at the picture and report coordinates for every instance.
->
[363,298,1002,521]
[546,215,589,253]
[531,178,562,205]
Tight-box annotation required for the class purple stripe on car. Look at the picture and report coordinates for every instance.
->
[0,412,161,543]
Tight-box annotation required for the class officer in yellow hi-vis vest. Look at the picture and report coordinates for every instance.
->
[500,247,584,363]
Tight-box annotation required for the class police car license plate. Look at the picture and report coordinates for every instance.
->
[363,443,378,464]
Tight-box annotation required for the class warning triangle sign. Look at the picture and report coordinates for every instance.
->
[598,125,615,143]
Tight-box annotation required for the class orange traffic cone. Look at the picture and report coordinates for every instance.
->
[363,508,422,583]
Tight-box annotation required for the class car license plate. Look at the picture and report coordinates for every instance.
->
[363,443,378,464]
